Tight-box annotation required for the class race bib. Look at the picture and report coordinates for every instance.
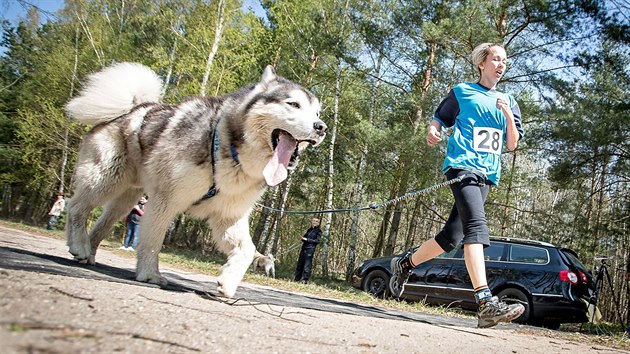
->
[473,127,503,154]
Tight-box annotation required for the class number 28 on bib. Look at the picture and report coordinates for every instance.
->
[473,127,503,155]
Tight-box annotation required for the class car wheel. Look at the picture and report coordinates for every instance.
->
[362,269,390,298]
[497,288,531,324]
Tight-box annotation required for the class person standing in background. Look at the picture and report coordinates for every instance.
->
[294,217,322,283]
[121,195,148,251]
[47,194,66,230]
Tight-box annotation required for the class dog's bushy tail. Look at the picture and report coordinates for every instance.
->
[65,62,163,125]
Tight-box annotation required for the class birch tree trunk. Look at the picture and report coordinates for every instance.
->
[200,0,226,96]
[252,188,277,247]
[74,8,103,67]
[345,55,382,281]
[269,178,293,255]
[320,60,343,274]
[162,37,178,97]
[321,59,342,277]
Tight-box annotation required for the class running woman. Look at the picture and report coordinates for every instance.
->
[391,43,525,328]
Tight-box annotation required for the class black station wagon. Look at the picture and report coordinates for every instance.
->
[351,237,595,329]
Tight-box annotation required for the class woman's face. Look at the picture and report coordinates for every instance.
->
[479,46,507,85]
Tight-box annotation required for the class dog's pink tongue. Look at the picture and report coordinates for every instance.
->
[263,134,296,186]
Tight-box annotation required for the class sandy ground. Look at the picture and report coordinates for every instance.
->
[0,224,627,354]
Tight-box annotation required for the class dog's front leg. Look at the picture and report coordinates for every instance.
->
[135,198,175,287]
[213,216,255,298]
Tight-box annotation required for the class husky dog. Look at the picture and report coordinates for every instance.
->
[252,251,275,278]
[64,62,326,298]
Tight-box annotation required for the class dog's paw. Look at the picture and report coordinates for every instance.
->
[72,254,96,265]
[68,244,92,264]
[73,255,89,264]
[216,276,238,298]
[136,273,168,287]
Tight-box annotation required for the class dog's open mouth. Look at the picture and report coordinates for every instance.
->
[263,129,316,186]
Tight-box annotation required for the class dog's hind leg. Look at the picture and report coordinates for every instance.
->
[66,194,96,264]
[67,125,132,263]
[213,216,256,298]
[267,264,275,278]
[88,189,143,263]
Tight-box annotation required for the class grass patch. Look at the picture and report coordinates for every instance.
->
[159,246,223,275]
[560,323,630,350]
[516,323,630,351]
[0,220,66,240]
[9,323,26,332]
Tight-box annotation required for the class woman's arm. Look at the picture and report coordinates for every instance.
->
[497,98,519,151]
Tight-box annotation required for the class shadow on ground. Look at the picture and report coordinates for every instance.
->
[0,244,492,330]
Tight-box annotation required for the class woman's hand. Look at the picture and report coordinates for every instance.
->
[427,121,442,147]
[497,98,519,151]
[496,97,512,115]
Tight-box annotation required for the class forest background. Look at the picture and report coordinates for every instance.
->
[0,0,628,325]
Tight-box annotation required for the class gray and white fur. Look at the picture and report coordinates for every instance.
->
[64,62,326,298]
[252,251,275,278]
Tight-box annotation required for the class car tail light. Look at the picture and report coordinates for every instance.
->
[560,270,578,285]
[578,271,589,283]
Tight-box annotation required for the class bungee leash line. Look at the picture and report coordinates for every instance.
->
[273,241,302,257]
[256,175,466,215]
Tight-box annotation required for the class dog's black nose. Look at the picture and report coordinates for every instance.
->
[314,121,327,136]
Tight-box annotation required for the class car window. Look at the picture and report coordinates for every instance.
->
[562,249,590,274]
[484,243,504,261]
[509,245,549,264]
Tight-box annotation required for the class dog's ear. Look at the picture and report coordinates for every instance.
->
[261,65,276,85]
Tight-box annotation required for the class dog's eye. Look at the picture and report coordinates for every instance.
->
[287,101,300,109]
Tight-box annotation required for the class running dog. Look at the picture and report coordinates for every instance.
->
[252,251,275,278]
[64,62,326,298]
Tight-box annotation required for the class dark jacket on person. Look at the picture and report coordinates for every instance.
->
[301,226,322,250]
[127,203,145,224]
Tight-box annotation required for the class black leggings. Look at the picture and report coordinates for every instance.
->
[434,168,491,252]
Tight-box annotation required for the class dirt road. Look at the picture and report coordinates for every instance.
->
[0,224,625,353]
